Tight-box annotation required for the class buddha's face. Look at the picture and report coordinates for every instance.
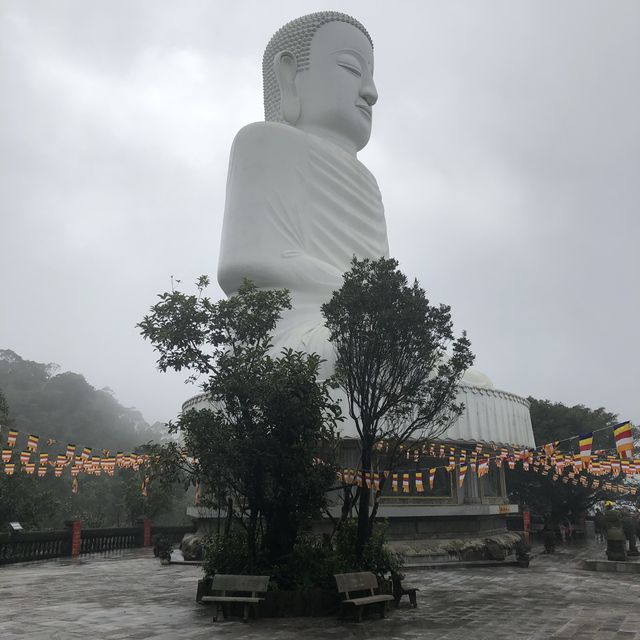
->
[295,21,377,153]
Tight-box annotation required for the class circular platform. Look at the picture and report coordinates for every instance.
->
[182,382,535,448]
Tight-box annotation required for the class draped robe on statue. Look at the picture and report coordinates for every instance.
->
[218,122,389,376]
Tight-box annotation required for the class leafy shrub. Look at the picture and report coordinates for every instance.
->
[271,535,341,590]
[334,520,404,579]
[202,528,253,576]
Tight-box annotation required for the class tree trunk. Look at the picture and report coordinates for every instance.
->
[247,509,258,571]
[224,497,233,538]
[356,445,372,560]
[368,489,382,534]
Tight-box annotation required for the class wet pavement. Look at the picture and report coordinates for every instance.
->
[1,539,638,639]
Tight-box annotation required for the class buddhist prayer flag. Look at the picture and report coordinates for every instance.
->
[39,452,48,466]
[458,464,467,488]
[25,463,35,475]
[54,467,63,477]
[37,465,47,477]
[579,433,593,465]
[66,443,76,459]
[429,468,436,490]
[391,473,398,492]
[614,422,634,459]
[19,450,30,465]
[26,434,39,452]
[81,447,91,461]
[415,472,424,492]
[2,449,11,463]
[4,463,15,475]
[544,441,558,457]
[7,429,18,447]
[402,473,410,493]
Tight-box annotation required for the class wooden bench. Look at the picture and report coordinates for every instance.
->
[391,574,419,608]
[334,572,395,622]
[201,574,270,623]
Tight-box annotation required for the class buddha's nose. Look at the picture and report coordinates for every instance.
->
[361,75,378,107]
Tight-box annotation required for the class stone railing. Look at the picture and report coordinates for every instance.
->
[0,520,195,565]
[0,528,70,564]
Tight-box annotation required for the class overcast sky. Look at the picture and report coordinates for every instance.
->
[1,0,638,428]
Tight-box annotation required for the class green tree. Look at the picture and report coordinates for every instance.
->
[321,257,474,557]
[139,278,340,569]
[507,398,627,522]
[527,398,619,450]
[0,349,164,452]
[0,387,61,529]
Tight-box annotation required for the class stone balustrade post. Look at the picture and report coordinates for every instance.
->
[64,520,82,557]
[143,517,152,547]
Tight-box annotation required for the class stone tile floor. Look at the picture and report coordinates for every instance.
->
[1,540,638,639]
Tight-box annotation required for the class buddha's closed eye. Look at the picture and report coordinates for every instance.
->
[338,62,362,77]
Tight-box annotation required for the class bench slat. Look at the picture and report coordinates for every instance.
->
[201,596,264,604]
[343,595,394,605]
[211,574,270,593]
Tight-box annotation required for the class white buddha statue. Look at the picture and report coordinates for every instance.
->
[218,11,492,388]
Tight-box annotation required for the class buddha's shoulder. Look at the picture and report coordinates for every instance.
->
[232,122,308,158]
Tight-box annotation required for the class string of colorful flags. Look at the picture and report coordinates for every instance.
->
[1,427,150,494]
[338,421,638,497]
[2,420,636,499]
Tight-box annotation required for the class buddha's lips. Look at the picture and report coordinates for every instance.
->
[357,104,372,118]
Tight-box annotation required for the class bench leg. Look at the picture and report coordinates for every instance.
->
[212,604,220,622]
[356,606,364,623]
[243,604,250,623]
[379,602,386,619]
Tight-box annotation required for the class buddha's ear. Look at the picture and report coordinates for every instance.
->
[274,51,300,124]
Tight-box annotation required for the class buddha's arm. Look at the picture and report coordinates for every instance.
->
[217,123,343,296]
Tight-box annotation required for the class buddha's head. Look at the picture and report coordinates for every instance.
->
[263,12,377,154]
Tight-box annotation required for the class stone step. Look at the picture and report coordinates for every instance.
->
[582,559,640,573]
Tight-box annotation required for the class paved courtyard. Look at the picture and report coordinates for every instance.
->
[1,541,639,639]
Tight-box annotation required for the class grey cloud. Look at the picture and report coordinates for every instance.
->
[1,0,638,426]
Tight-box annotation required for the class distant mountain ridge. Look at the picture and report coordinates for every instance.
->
[0,349,164,452]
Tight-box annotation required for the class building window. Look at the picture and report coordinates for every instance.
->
[379,457,453,498]
[480,464,503,497]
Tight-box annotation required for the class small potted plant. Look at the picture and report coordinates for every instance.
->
[154,535,172,565]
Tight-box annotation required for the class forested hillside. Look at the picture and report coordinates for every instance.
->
[0,349,164,450]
